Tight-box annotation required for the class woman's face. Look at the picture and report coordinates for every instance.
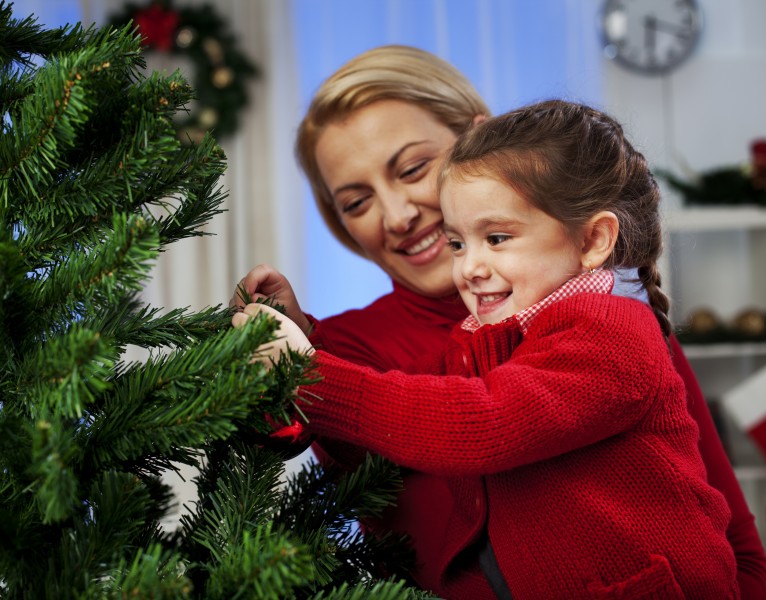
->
[315,99,458,298]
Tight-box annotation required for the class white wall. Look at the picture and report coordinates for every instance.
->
[601,0,766,534]
[602,0,766,184]
[602,0,766,324]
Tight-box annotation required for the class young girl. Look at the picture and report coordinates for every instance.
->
[235,100,738,599]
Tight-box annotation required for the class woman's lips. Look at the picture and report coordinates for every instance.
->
[396,227,448,266]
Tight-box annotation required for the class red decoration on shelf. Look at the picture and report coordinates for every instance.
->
[133,4,179,51]
[751,138,766,191]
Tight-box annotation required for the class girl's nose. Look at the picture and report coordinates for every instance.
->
[381,190,419,234]
[461,248,490,281]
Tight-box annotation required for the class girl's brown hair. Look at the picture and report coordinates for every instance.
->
[295,45,489,256]
[441,99,671,337]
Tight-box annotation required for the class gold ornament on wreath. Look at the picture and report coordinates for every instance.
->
[109,0,258,143]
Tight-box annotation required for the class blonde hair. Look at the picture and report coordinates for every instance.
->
[295,45,490,255]
[442,100,672,337]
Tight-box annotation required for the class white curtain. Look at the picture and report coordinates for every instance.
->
[79,0,306,315]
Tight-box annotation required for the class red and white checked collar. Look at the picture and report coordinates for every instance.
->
[460,269,615,334]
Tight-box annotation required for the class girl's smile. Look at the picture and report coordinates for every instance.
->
[441,175,583,325]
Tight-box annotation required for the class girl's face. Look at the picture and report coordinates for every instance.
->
[441,175,584,325]
[315,99,458,298]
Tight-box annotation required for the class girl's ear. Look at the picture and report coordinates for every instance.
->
[581,211,618,271]
[472,114,488,126]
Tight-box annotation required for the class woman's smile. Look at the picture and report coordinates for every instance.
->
[315,99,459,297]
[395,224,448,266]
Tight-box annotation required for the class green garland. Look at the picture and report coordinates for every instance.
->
[656,139,766,207]
[109,0,258,142]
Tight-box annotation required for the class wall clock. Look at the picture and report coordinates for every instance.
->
[600,0,703,75]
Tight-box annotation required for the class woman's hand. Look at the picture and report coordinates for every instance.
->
[232,302,314,363]
[229,264,312,335]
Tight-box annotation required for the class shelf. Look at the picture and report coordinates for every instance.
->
[734,465,766,482]
[664,206,766,232]
[681,342,766,359]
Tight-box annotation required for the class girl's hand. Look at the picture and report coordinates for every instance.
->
[229,264,311,336]
[232,302,314,363]
[232,303,316,457]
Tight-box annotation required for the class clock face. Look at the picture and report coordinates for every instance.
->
[601,0,702,75]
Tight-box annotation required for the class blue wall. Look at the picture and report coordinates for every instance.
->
[293,0,604,319]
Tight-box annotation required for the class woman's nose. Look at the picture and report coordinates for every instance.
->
[381,190,419,234]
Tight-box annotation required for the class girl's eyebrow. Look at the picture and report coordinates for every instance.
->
[442,221,457,235]
[476,217,519,228]
[442,217,520,237]
[473,216,521,230]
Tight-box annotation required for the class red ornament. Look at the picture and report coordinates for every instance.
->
[133,4,180,51]
[269,419,306,443]
[751,138,766,191]
[247,416,314,458]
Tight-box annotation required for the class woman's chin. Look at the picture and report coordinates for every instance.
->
[395,273,457,298]
[383,250,456,298]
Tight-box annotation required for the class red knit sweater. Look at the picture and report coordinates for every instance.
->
[306,292,738,598]
[309,281,766,597]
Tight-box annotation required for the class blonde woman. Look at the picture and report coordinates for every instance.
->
[232,46,766,597]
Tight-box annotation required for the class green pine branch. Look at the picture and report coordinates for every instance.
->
[1,25,145,206]
[0,2,424,597]
[0,2,87,67]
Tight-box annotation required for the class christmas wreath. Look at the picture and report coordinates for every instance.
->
[109,0,258,142]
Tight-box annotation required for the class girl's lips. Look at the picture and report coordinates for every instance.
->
[476,292,511,317]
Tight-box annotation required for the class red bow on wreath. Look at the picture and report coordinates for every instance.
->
[133,3,179,51]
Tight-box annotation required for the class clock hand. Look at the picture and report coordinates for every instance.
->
[652,17,692,37]
[644,15,657,62]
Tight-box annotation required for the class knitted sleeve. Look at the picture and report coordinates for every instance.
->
[299,295,682,477]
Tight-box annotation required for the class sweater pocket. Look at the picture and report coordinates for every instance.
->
[586,555,684,599]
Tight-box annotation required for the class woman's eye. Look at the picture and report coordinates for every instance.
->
[487,234,511,246]
[341,196,370,214]
[400,160,428,180]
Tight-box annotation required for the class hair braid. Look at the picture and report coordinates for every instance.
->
[638,264,672,338]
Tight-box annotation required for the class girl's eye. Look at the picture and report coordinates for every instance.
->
[487,234,511,246]
[447,239,465,252]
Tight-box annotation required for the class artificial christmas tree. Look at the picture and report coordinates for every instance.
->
[0,4,426,598]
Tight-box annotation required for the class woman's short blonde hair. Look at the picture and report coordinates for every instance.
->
[295,45,490,256]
